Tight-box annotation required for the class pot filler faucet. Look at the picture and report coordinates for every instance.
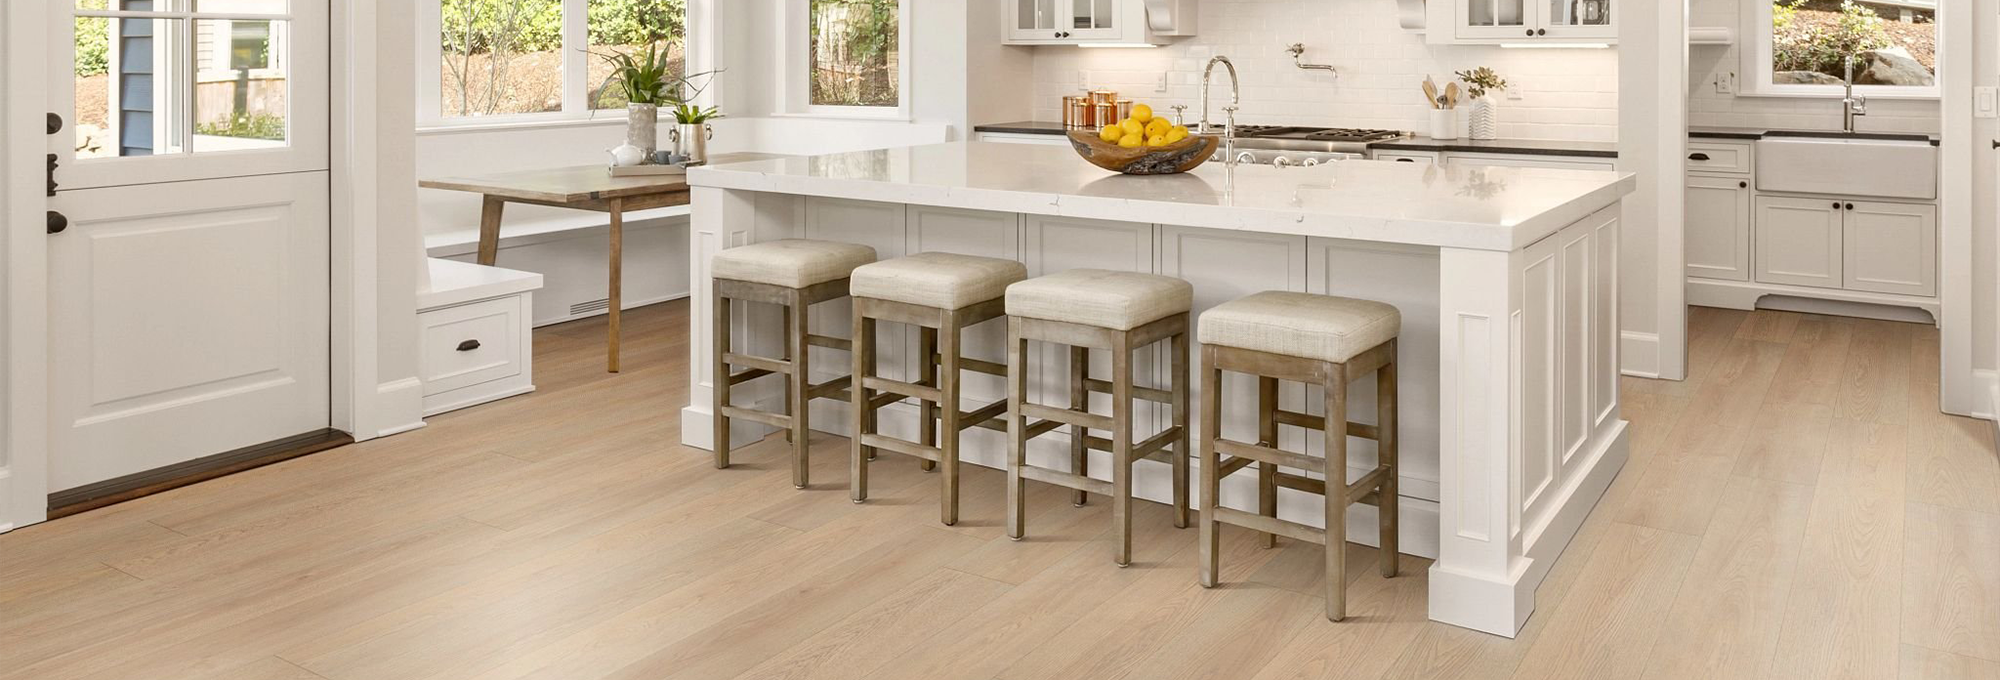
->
[1200,55,1241,162]
[1843,55,1868,133]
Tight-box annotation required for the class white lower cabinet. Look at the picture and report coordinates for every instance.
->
[1843,200,1937,297]
[1684,175,1751,281]
[974,131,1071,146]
[1444,153,1617,171]
[1753,196,1845,290]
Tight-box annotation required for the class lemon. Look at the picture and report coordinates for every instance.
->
[1165,126,1189,143]
[1099,124,1123,143]
[1146,134,1168,147]
[1117,133,1143,148]
[1120,118,1145,136]
[1144,117,1172,138]
[1131,104,1154,123]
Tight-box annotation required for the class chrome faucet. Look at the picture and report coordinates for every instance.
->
[1842,55,1868,133]
[1199,56,1240,136]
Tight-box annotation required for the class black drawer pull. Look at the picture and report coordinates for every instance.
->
[1738,181,1747,188]
[1688,153,1710,161]
[456,339,481,352]
[1396,158,1415,162]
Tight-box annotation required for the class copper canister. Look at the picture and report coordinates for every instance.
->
[1089,89,1119,105]
[1114,100,1135,123]
[1092,102,1119,128]
[1063,96,1092,129]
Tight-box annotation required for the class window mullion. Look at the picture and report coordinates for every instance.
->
[562,0,588,114]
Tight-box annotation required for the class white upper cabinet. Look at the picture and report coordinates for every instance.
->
[1431,0,1615,44]
[1003,0,1196,45]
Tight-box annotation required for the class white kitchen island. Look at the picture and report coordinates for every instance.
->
[681,141,1637,637]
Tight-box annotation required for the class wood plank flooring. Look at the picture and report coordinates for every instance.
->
[2,303,1995,680]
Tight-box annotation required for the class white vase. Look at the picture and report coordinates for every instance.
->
[1469,97,1498,140]
[626,103,659,157]
[1428,109,1459,141]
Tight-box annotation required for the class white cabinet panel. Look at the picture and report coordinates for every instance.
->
[1685,175,1752,281]
[1161,227,1307,450]
[1843,200,1937,297]
[1754,196,1843,289]
[976,132,1071,147]
[1446,153,1617,171]
[1306,241,1443,501]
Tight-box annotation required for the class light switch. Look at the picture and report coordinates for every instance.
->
[1976,86,1997,118]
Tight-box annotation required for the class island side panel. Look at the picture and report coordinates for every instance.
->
[683,186,807,451]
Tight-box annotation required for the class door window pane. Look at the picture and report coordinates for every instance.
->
[74,14,185,158]
[809,0,898,107]
[194,0,288,12]
[587,0,686,110]
[193,19,288,152]
[438,0,563,117]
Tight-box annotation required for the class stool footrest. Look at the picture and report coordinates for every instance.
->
[1272,409,1381,441]
[984,418,1065,439]
[725,368,777,386]
[860,433,941,463]
[1081,377,1175,405]
[1019,464,1115,497]
[959,399,1011,432]
[862,376,943,404]
[806,334,852,352]
[720,405,788,431]
[722,353,791,376]
[1020,403,1114,432]
[806,376,852,400]
[1210,506,1327,546]
[1216,456,1256,478]
[1076,427,1183,463]
[1346,466,1392,505]
[951,356,1009,379]
[1214,439,1324,475]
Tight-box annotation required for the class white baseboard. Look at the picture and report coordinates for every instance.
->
[373,377,427,438]
[1620,331,1660,378]
[1973,368,1998,421]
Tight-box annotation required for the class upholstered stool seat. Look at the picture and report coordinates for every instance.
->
[710,239,878,490]
[850,252,1027,310]
[1005,268,1193,331]
[1197,290,1403,622]
[711,239,878,289]
[1003,269,1194,566]
[1197,291,1400,364]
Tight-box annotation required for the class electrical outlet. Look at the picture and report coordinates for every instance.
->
[1156,72,1169,93]
[1976,86,1998,118]
[1507,86,1524,101]
[1715,72,1734,95]
[1077,70,1090,88]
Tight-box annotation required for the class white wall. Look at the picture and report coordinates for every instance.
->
[1026,0,1621,141]
[375,2,424,396]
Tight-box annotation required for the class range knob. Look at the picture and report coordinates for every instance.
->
[1300,157,1322,167]
[1271,156,1293,168]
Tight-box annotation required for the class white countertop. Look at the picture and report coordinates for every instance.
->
[688,141,1636,252]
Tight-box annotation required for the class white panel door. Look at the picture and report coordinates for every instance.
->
[1842,200,1937,297]
[1754,196,1844,289]
[47,0,331,492]
[1684,175,1751,281]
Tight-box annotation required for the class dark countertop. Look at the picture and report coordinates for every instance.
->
[1689,125,1941,145]
[972,122,1622,159]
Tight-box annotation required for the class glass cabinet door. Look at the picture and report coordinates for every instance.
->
[1015,0,1056,33]
[1066,0,1118,38]
[1462,0,1530,37]
[1545,0,1612,34]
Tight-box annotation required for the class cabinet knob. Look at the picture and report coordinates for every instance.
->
[1738,181,1747,188]
[1526,29,1534,36]
[46,210,67,235]
[1832,202,1841,209]
[1845,203,1854,210]
[1537,28,1547,36]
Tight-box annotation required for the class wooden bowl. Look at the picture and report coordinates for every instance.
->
[1065,130,1221,175]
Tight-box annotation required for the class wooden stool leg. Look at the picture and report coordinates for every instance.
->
[1171,328,1191,529]
[787,292,811,489]
[938,313,962,527]
[1006,319,1029,541]
[919,327,939,473]
[1068,346,1090,507]
[712,288,732,470]
[1378,348,1400,578]
[1110,333,1135,567]
[1257,376,1280,548]
[850,311,876,504]
[1197,345,1222,588]
[1323,363,1350,622]
[780,306,793,445]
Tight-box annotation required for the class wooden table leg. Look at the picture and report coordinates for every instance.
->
[476,195,505,266]
[607,198,624,373]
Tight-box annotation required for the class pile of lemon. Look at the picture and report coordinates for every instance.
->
[1097,104,1191,148]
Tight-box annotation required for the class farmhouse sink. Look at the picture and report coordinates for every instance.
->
[1755,136,1937,200]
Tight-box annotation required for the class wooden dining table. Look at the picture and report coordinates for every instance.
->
[420,154,777,372]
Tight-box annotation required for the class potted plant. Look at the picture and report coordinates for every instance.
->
[666,70,724,166]
[595,43,676,158]
[1455,67,1508,141]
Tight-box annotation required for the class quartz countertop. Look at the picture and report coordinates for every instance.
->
[689,141,1635,252]
[1689,125,1941,145]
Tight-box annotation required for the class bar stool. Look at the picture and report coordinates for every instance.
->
[711,239,878,489]
[1194,290,1401,621]
[1002,269,1193,567]
[849,252,1027,526]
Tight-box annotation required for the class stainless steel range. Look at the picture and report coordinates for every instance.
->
[1218,126,1410,167]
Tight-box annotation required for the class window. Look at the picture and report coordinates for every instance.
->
[1746,0,1937,97]
[780,0,907,117]
[73,0,296,158]
[421,0,687,124]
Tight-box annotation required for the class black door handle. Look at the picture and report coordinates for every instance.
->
[47,113,63,135]
[1688,153,1710,161]
[456,339,482,352]
[47,211,67,235]
[1396,158,1415,162]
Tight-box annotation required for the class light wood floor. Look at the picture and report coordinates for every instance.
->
[3,302,1997,680]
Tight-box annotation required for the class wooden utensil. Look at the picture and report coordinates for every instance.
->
[1444,82,1461,109]
[1422,77,1440,110]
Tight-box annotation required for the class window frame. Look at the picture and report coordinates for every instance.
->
[778,0,910,120]
[1738,0,1941,100]
[416,0,697,129]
